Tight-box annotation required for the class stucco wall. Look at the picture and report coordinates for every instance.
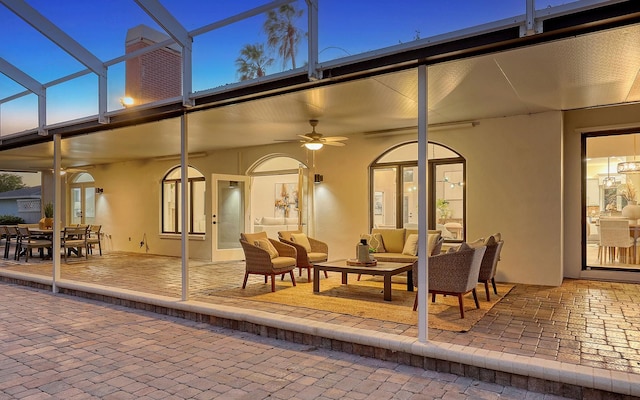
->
[91,111,564,286]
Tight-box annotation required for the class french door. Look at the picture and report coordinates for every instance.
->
[211,174,250,261]
[70,180,95,226]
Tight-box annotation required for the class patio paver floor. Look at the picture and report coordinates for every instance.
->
[1,251,639,376]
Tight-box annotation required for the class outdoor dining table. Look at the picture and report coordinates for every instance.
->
[28,228,86,258]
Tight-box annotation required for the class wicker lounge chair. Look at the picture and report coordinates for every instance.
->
[240,232,297,292]
[278,230,329,281]
[477,235,504,301]
[412,245,486,318]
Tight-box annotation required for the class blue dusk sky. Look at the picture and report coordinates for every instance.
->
[0,0,576,130]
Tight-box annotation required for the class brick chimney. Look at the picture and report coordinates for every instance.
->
[125,24,182,105]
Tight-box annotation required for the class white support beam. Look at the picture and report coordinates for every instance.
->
[134,0,190,47]
[0,57,47,135]
[180,112,189,301]
[0,0,108,123]
[52,133,62,293]
[190,0,294,37]
[134,0,193,106]
[0,0,105,75]
[0,58,43,96]
[306,0,320,80]
[417,64,428,342]
[521,0,542,37]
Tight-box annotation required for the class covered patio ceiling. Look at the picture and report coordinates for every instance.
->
[1,2,640,172]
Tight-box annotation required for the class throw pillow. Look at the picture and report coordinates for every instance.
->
[467,238,485,248]
[254,238,279,259]
[402,234,419,256]
[427,232,442,255]
[360,233,386,253]
[485,235,497,246]
[457,242,472,251]
[291,233,312,252]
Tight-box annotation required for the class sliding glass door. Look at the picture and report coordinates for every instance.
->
[584,132,640,271]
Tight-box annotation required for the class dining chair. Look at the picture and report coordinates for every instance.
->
[61,226,89,262]
[16,227,53,262]
[86,224,102,255]
[1,225,17,259]
[598,218,634,263]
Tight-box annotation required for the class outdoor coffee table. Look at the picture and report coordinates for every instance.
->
[313,259,414,301]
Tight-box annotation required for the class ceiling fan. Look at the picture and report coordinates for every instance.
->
[294,120,348,150]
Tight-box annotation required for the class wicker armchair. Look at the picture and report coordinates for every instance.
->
[240,232,297,292]
[278,231,328,282]
[412,245,486,318]
[477,236,504,301]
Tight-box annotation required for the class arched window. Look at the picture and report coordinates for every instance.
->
[370,142,466,241]
[162,166,206,234]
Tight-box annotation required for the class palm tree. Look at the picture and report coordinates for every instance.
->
[235,43,274,81]
[263,4,304,70]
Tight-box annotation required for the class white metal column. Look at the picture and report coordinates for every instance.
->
[52,133,62,293]
[417,64,429,342]
[180,112,189,301]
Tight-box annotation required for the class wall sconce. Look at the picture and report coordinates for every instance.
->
[95,188,104,194]
[120,96,134,107]
[314,174,323,184]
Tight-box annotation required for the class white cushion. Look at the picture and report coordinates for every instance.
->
[291,233,312,252]
[402,234,419,256]
[261,216,284,225]
[254,238,279,259]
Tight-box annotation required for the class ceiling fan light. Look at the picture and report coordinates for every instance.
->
[304,142,323,150]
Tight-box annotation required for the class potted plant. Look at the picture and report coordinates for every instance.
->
[39,201,54,229]
[436,199,451,224]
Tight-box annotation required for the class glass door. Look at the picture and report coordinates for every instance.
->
[584,133,640,272]
[402,166,419,228]
[212,174,250,261]
[434,163,465,240]
[69,173,95,226]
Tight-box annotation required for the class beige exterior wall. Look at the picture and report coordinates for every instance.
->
[85,111,565,286]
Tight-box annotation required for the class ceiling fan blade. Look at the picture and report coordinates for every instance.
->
[297,134,312,140]
[323,141,346,146]
[322,136,348,142]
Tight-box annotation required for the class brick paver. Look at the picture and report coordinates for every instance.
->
[2,252,640,376]
[0,283,571,399]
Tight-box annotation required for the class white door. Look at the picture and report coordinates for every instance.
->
[212,174,250,261]
[70,173,96,226]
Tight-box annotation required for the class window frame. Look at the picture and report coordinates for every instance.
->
[161,166,206,235]
[369,141,465,241]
